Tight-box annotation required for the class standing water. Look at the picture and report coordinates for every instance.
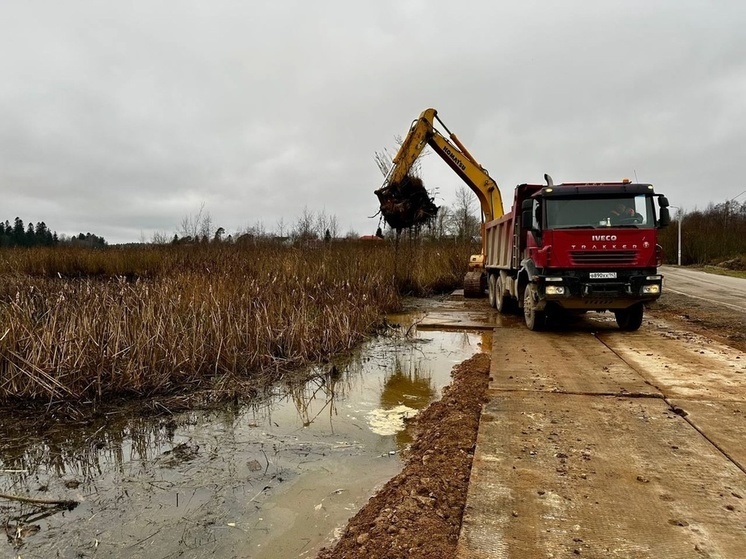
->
[0,305,490,559]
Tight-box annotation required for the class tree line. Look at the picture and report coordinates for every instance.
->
[658,199,746,266]
[6,196,743,266]
[0,217,107,248]
[158,196,481,248]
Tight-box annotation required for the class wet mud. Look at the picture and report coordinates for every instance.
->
[0,304,489,559]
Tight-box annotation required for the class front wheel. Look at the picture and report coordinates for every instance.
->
[614,303,644,331]
[523,284,545,331]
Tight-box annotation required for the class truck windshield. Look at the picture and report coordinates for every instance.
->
[545,195,655,229]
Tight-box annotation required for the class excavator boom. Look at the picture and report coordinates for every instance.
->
[383,108,504,224]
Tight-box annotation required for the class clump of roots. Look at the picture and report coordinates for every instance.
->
[375,176,438,231]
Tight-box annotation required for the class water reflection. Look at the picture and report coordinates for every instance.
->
[375,354,435,447]
[0,315,489,559]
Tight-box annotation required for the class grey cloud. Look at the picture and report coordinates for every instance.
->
[1,1,745,242]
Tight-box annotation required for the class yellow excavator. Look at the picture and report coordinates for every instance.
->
[375,108,504,297]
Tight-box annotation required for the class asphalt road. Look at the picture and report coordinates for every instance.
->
[661,265,746,313]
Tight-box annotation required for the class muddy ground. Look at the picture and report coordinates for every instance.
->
[315,291,746,559]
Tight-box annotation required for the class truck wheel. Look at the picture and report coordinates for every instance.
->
[614,303,644,331]
[523,284,545,331]
[487,274,497,308]
[495,275,509,314]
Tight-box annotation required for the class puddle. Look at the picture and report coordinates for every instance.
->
[0,307,490,559]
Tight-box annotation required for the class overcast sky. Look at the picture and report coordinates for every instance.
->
[2,1,745,244]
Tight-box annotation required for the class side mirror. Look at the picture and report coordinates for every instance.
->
[521,199,534,230]
[658,196,670,208]
[658,207,671,228]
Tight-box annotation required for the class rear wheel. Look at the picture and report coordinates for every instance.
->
[487,274,497,308]
[614,303,644,331]
[523,284,545,331]
[495,275,509,314]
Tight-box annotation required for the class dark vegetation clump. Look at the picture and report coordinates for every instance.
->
[716,256,746,271]
[375,175,438,231]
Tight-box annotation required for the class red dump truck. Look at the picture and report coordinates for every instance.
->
[485,175,671,330]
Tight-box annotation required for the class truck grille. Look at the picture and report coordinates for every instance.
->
[569,250,637,265]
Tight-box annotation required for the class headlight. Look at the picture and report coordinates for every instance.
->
[546,285,565,295]
[641,285,660,294]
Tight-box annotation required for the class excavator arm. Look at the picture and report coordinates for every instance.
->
[376,108,505,297]
[383,108,504,224]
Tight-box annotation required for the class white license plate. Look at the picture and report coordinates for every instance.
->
[589,272,617,279]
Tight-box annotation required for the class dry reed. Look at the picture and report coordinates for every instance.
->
[0,241,471,405]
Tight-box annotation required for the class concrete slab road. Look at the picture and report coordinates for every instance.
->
[457,327,746,559]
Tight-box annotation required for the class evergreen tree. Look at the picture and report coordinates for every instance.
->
[13,217,24,245]
[26,222,36,246]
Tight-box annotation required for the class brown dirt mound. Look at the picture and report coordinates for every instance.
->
[715,257,746,271]
[316,352,490,559]
[375,176,439,231]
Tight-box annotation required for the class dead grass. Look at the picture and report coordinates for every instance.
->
[701,262,746,279]
[0,241,471,406]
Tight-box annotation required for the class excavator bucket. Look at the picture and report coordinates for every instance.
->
[374,175,438,231]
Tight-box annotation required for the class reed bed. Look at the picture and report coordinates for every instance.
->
[0,240,471,405]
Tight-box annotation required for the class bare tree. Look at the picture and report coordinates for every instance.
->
[374,146,395,177]
[314,209,330,239]
[180,203,207,239]
[374,135,425,179]
[451,185,480,241]
[433,205,452,240]
[245,220,266,237]
[292,206,317,243]
[199,212,213,241]
[327,214,339,239]
[276,217,287,238]
[151,231,171,244]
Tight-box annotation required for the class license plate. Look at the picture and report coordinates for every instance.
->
[589,272,617,279]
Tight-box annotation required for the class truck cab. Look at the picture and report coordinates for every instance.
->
[486,178,671,331]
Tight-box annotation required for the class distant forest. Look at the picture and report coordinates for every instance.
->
[0,217,106,248]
